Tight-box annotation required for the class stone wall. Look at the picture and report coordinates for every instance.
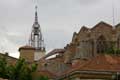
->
[64,22,120,64]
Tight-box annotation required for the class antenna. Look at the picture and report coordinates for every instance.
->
[112,0,115,27]
[33,0,38,6]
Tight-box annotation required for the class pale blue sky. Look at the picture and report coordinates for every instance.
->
[0,0,120,58]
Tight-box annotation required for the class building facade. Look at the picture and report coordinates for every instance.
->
[64,22,120,63]
[1,6,120,79]
[1,20,120,79]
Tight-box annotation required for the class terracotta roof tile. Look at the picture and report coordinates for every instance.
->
[61,54,120,77]
[37,70,57,78]
[79,55,120,72]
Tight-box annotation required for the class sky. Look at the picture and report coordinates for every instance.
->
[0,0,120,58]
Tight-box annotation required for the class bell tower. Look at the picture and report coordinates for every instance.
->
[29,5,46,61]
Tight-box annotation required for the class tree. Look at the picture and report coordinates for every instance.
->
[8,58,37,80]
[0,54,9,79]
[0,53,49,80]
[0,54,37,80]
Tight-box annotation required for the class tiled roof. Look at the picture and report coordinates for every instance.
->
[37,70,57,78]
[0,53,18,60]
[61,54,120,77]
[80,55,120,72]
[79,26,89,32]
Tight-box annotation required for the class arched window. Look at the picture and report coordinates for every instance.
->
[96,35,107,54]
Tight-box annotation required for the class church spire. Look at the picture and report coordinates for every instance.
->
[35,5,38,23]
[29,4,46,52]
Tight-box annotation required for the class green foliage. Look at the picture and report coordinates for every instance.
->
[106,49,120,55]
[8,58,38,80]
[0,54,49,80]
[106,47,114,54]
[105,45,120,55]
[112,73,120,80]
[0,54,38,80]
[35,76,49,80]
[31,63,38,72]
[0,55,9,79]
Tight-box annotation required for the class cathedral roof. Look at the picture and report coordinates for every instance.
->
[73,32,78,37]
[79,26,89,33]
[91,21,113,30]
[72,32,78,42]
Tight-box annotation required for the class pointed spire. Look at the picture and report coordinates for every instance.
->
[35,5,38,23]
